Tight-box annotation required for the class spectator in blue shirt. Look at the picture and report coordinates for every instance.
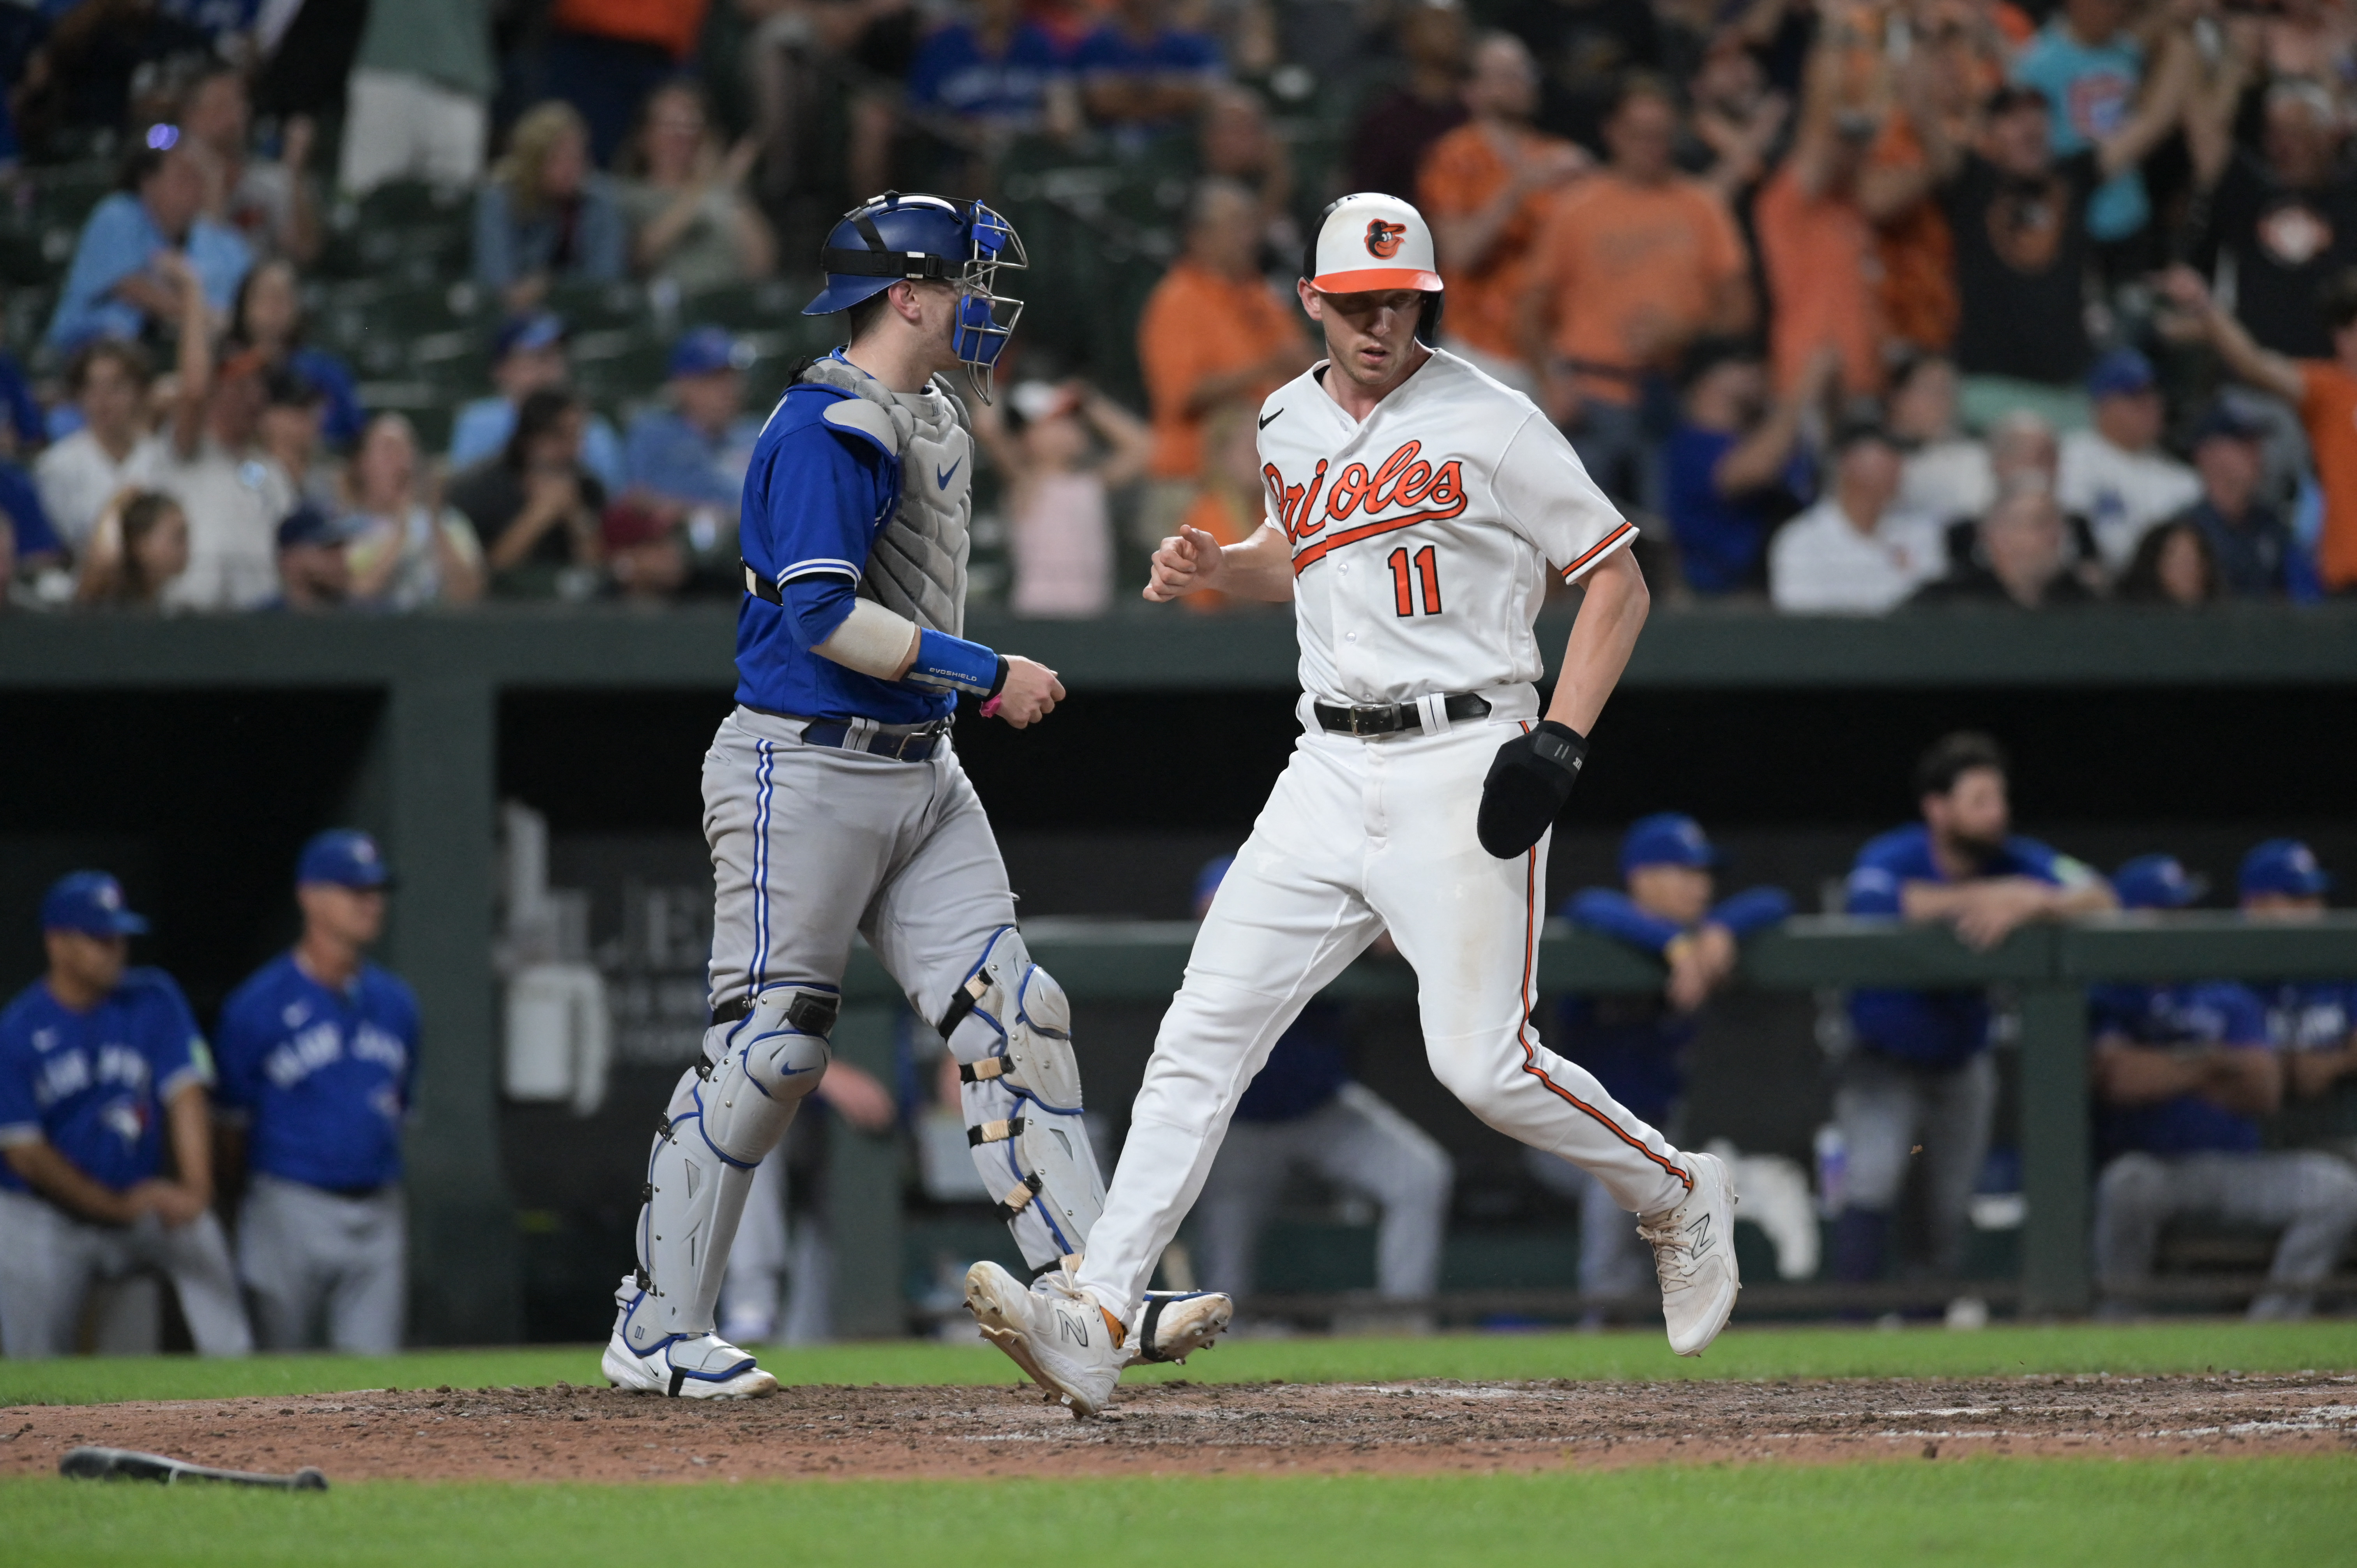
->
[46,131,254,351]
[0,872,252,1358]
[907,0,1074,140]
[1186,857,1453,1325]
[449,312,627,495]
[2239,840,2357,1113]
[1076,0,1224,132]
[622,327,765,597]
[2092,852,2357,1318]
[215,830,417,1352]
[1532,814,1790,1317]
[1661,340,1825,597]
[2008,0,2169,249]
[1834,732,2114,1289]
[474,100,625,315]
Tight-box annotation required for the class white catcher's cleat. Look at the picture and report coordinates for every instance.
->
[1640,1150,1740,1357]
[603,1329,781,1399]
[964,1261,1126,1416]
[1129,1289,1233,1367]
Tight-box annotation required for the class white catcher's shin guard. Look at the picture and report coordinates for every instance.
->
[618,986,836,1356]
[941,927,1106,1268]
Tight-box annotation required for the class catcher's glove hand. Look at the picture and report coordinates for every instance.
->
[1477,721,1588,859]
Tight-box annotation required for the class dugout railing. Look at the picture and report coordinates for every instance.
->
[811,913,2357,1336]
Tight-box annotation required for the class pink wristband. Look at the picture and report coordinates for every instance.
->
[980,694,1005,719]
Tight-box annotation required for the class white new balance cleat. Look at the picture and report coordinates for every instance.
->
[964,1260,1126,1416]
[602,1329,781,1399]
[1129,1289,1233,1367]
[1640,1150,1740,1357]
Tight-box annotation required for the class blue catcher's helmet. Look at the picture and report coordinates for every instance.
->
[803,192,1027,403]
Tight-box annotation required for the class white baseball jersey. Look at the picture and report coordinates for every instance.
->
[1254,348,1636,708]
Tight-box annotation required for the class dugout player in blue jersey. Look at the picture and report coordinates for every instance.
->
[214,831,417,1353]
[1531,815,1791,1318]
[1834,733,2115,1290]
[2091,854,2357,1318]
[2238,840,2357,1112]
[603,194,1229,1398]
[0,873,252,1358]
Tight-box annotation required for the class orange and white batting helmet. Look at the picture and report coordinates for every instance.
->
[1303,192,1443,295]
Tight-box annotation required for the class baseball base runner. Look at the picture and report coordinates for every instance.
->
[966,193,1740,1414]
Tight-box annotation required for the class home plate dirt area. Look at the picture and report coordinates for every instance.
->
[5,1374,2354,1481]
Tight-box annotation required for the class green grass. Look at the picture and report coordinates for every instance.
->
[3,1459,2350,1566]
[4,1320,2353,1408]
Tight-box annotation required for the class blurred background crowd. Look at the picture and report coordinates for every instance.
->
[2,0,2357,615]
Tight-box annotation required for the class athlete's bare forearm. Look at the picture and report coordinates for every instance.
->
[1545,546,1646,734]
[1218,523,1299,601]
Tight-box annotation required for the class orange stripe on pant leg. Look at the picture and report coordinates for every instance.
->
[1512,840,1691,1190]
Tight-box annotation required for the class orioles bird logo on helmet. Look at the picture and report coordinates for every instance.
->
[1364,219,1406,259]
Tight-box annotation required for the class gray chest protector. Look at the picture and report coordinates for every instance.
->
[797,357,974,636]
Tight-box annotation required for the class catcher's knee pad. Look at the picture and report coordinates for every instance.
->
[703,985,836,1163]
[940,928,1106,1264]
[625,986,835,1348]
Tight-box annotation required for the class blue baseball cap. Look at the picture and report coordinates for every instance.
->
[275,503,353,551]
[2239,838,2332,899]
[1193,854,1236,915]
[1620,813,1721,877]
[493,312,567,361]
[2113,853,2206,911]
[41,871,149,936]
[297,829,392,890]
[669,325,748,379]
[2086,347,2157,399]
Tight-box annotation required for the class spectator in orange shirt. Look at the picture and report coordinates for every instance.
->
[1419,32,1589,395]
[1517,76,1753,509]
[1134,178,1316,545]
[1754,59,1887,398]
[2162,263,2357,594]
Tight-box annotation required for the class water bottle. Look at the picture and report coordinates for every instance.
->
[1813,1123,1847,1218]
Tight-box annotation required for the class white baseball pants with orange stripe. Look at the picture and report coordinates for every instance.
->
[1074,706,1695,1319]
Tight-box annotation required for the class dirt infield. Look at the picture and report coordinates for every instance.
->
[3,1373,2351,1483]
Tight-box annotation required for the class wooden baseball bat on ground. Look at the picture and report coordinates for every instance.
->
[60,1446,328,1490]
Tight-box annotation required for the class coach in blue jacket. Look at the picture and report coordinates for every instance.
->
[215,831,417,1353]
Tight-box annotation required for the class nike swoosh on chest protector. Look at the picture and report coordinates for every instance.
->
[937,457,962,489]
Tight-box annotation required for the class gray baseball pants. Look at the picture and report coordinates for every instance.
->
[236,1175,406,1353]
[2095,1149,2357,1319]
[1190,1081,1452,1303]
[696,705,1075,1266]
[0,1187,253,1358]
[1833,1048,1998,1276]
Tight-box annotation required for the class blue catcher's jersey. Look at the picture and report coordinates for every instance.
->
[735,359,952,726]
[0,969,211,1194]
[214,953,419,1192]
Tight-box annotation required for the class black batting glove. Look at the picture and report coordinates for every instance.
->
[1477,721,1588,859]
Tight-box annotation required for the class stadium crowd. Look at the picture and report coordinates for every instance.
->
[3,0,2357,613]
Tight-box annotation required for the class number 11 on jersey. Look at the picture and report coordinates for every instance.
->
[1388,545,1442,617]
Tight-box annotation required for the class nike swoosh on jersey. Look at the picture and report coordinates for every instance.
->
[1258,408,1284,429]
[937,458,962,489]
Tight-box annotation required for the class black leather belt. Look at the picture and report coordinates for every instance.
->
[741,703,948,762]
[1313,692,1491,737]
[743,561,783,604]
